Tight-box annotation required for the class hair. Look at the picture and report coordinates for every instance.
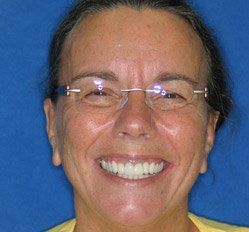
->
[46,0,232,131]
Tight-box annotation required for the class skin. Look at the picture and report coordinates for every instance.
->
[44,7,219,232]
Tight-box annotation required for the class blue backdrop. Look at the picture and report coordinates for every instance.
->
[0,0,248,231]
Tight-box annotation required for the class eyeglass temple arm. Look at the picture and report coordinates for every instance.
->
[56,85,81,96]
[193,88,208,98]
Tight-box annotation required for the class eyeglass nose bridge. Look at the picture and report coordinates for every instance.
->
[119,87,151,109]
[121,87,145,93]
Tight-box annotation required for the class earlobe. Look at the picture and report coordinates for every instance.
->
[200,160,207,174]
[200,111,220,174]
[44,99,62,166]
[52,142,62,166]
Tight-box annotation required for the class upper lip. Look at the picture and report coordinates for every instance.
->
[90,139,176,164]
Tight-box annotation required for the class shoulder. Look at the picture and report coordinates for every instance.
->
[46,219,76,232]
[45,215,249,232]
[189,213,249,232]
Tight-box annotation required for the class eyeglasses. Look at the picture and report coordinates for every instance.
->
[56,77,208,112]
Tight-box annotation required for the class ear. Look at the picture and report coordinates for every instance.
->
[200,111,220,174]
[44,99,62,166]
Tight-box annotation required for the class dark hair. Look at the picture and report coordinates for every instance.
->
[46,0,232,130]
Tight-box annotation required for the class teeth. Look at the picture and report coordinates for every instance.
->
[117,163,124,174]
[134,163,143,176]
[102,160,107,169]
[158,162,164,172]
[149,163,155,174]
[107,162,112,172]
[124,163,133,175]
[143,162,149,174]
[100,160,165,180]
[112,161,118,173]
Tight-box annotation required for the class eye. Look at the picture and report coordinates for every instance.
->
[161,91,186,100]
[80,87,121,107]
[85,89,109,97]
[83,88,114,101]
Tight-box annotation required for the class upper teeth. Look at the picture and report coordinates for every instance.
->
[100,160,165,180]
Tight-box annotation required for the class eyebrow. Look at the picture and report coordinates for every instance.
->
[70,70,198,86]
[71,71,118,83]
[155,72,199,86]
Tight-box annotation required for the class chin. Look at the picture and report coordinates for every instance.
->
[97,195,166,226]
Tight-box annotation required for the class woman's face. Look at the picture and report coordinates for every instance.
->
[45,7,218,226]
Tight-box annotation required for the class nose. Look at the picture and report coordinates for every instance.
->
[112,91,156,139]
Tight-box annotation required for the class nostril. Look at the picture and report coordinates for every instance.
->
[117,132,127,137]
[116,131,150,139]
[142,133,150,139]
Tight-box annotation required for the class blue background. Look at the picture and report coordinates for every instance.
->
[0,0,248,231]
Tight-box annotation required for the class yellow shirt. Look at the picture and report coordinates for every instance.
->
[47,213,249,232]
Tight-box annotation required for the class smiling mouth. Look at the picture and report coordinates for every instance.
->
[99,158,167,180]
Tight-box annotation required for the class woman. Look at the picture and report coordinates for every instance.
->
[44,0,248,231]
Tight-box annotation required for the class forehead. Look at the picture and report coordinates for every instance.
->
[61,7,207,86]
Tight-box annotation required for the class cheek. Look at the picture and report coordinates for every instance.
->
[157,108,208,160]
[155,109,208,199]
[59,109,113,155]
[56,109,113,188]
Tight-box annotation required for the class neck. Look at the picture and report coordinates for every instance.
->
[73,193,198,232]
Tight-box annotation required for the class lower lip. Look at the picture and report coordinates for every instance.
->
[94,160,174,187]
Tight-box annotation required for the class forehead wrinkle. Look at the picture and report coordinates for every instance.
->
[125,57,146,87]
